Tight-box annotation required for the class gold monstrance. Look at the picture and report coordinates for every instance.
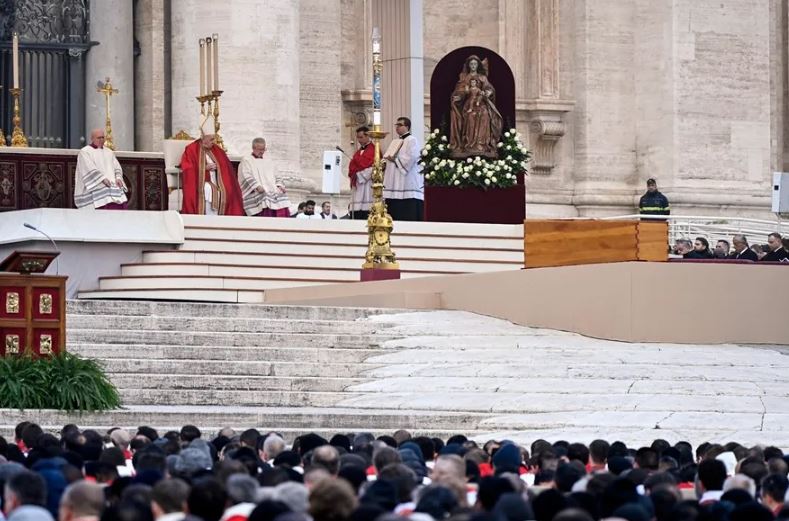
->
[361,27,399,276]
[97,77,118,150]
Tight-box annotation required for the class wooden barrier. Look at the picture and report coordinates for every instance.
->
[524,219,668,268]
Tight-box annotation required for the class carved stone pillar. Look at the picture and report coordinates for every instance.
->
[523,0,573,177]
[85,0,135,150]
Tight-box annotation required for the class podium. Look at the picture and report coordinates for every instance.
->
[0,251,67,357]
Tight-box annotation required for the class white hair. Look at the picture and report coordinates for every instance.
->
[723,474,756,498]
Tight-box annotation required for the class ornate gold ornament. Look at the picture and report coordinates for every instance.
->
[172,130,194,140]
[97,77,119,150]
[5,334,20,354]
[39,334,52,355]
[10,88,27,147]
[39,293,53,314]
[5,292,19,314]
[362,28,398,271]
[20,259,45,273]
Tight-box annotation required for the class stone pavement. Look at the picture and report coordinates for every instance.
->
[4,301,788,448]
[346,311,789,448]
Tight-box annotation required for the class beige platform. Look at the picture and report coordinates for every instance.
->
[264,262,789,345]
[79,215,524,302]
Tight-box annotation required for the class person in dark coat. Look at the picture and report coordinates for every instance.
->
[728,235,758,261]
[639,178,670,216]
[761,233,789,262]
[684,237,713,259]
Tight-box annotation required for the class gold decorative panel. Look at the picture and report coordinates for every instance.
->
[39,293,53,314]
[6,292,19,314]
[39,334,52,355]
[5,335,20,354]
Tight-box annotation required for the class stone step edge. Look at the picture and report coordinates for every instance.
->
[68,314,400,326]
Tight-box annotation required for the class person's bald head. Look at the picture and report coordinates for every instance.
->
[90,129,106,148]
[59,481,105,521]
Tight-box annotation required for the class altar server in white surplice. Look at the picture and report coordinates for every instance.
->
[383,116,423,221]
[74,129,128,210]
[237,137,291,217]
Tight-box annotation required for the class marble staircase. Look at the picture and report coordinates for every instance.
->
[77,215,524,302]
[6,300,788,448]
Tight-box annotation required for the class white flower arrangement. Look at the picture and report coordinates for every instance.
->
[418,128,531,190]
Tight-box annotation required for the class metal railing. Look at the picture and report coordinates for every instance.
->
[600,214,786,245]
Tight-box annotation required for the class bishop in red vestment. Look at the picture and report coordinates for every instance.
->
[348,126,376,220]
[179,115,244,216]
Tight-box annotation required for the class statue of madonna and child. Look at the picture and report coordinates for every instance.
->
[448,54,504,159]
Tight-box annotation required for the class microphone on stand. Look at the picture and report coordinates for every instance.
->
[23,223,60,276]
[335,146,352,160]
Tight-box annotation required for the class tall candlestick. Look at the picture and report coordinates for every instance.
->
[361,26,398,275]
[212,33,219,91]
[199,39,206,96]
[12,32,19,89]
[205,37,213,92]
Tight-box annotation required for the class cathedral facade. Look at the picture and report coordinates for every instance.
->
[2,0,784,217]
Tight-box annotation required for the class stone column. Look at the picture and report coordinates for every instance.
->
[85,0,135,150]
[134,0,168,152]
[169,0,302,182]
[300,0,342,191]
[519,0,575,216]
[569,0,636,216]
[372,0,425,145]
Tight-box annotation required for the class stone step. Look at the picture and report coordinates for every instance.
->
[67,300,401,321]
[68,329,393,348]
[78,289,267,303]
[140,252,518,273]
[68,315,400,335]
[115,389,360,407]
[68,344,388,363]
[97,275,344,291]
[108,374,366,392]
[180,214,523,237]
[120,263,465,279]
[184,226,522,250]
[0,405,490,437]
[179,239,523,263]
[98,358,384,377]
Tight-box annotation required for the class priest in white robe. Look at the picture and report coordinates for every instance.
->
[383,116,424,221]
[74,129,128,210]
[237,138,292,217]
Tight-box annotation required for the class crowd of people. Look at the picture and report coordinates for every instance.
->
[671,233,789,262]
[2,421,789,521]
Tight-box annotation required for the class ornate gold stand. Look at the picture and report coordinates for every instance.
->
[362,128,399,270]
[9,88,27,147]
[195,92,226,151]
[196,94,211,117]
[0,86,5,146]
[97,78,118,150]
[211,90,225,151]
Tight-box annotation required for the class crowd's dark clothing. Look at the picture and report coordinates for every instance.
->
[729,248,758,261]
[638,191,670,215]
[684,250,713,259]
[761,247,789,262]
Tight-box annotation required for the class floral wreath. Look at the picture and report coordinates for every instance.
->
[419,128,530,189]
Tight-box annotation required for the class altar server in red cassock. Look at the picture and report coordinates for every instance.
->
[348,126,376,220]
[179,115,244,216]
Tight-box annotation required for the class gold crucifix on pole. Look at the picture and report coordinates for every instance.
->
[97,77,118,150]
